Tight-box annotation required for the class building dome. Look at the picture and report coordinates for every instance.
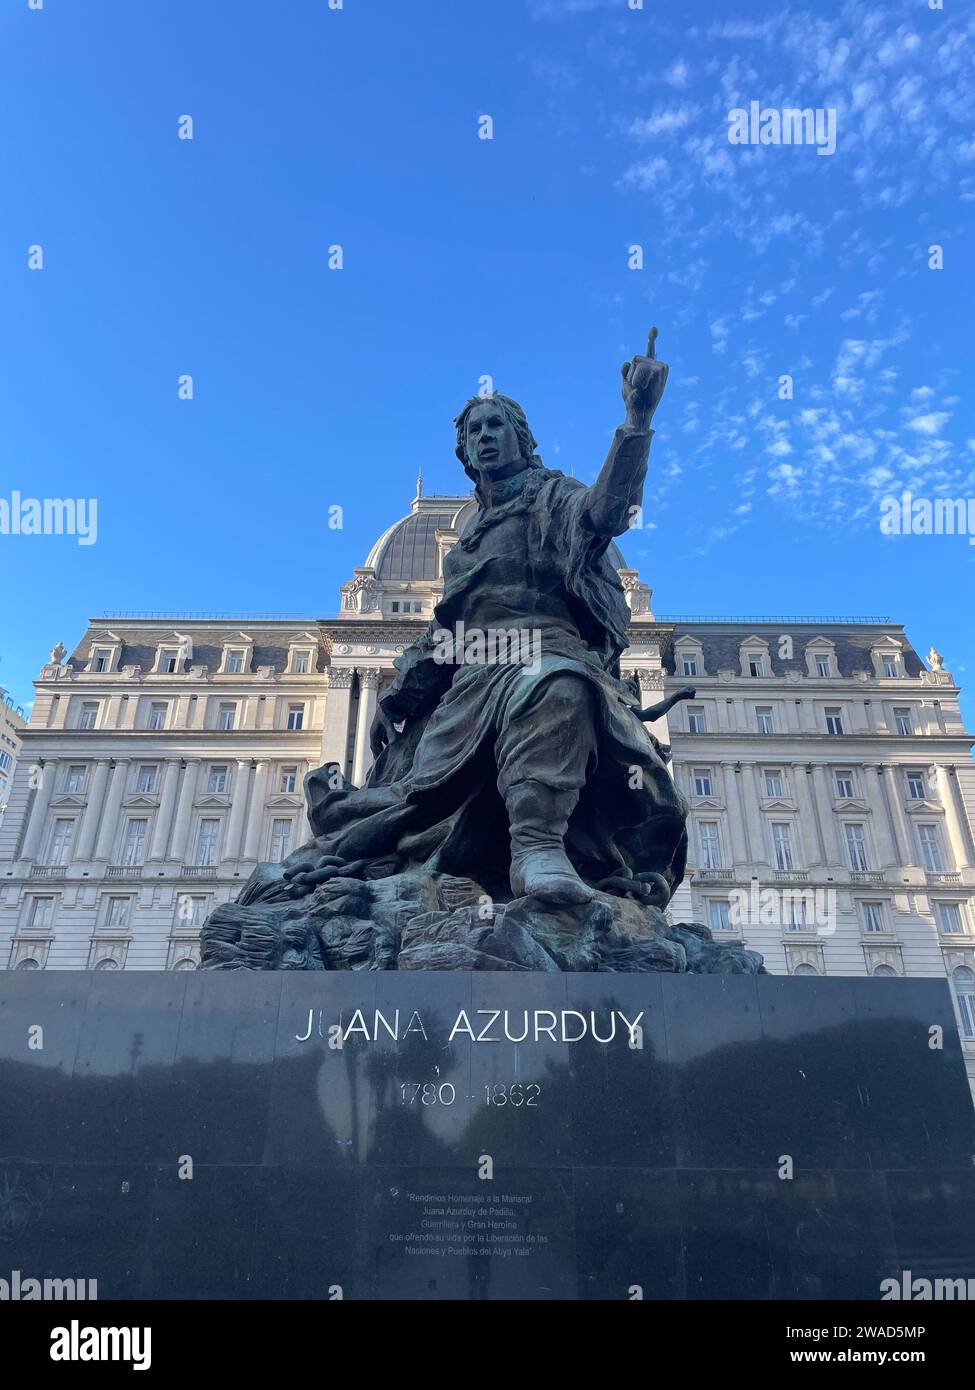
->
[364,495,477,581]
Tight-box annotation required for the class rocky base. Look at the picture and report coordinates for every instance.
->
[200,868,765,974]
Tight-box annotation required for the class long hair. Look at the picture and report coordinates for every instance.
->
[453,394,543,493]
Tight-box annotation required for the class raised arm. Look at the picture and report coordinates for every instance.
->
[584,326,670,537]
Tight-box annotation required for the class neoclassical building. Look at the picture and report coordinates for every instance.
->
[0,688,26,830]
[2,485,973,1087]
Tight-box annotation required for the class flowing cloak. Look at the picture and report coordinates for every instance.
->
[300,460,689,897]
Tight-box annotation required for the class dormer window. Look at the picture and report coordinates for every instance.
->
[816,656,831,678]
[748,658,764,678]
[681,656,698,677]
[292,651,311,674]
[93,649,112,672]
[226,650,245,674]
[882,655,897,678]
[84,634,121,674]
[160,649,180,674]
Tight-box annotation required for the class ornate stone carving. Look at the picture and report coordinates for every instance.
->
[326,668,355,690]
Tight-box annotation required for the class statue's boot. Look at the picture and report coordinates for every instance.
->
[506,780,594,906]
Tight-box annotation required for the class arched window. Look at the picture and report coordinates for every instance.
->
[93,958,120,971]
[872,964,897,977]
[793,963,817,976]
[16,958,40,970]
[172,959,197,971]
[952,967,975,1039]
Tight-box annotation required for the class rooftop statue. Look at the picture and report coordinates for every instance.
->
[202,330,764,974]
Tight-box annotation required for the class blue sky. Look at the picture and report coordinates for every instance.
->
[1,0,973,719]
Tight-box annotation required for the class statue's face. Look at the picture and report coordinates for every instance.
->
[464,401,525,478]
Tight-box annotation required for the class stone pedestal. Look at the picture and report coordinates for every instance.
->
[2,972,974,1300]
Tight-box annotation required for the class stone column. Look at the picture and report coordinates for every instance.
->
[320,668,355,777]
[169,759,201,862]
[811,765,840,865]
[721,762,750,867]
[794,764,825,867]
[937,764,972,869]
[865,763,899,868]
[222,760,251,861]
[351,668,382,788]
[745,764,769,865]
[20,757,59,861]
[93,759,130,862]
[242,760,270,861]
[148,760,180,860]
[885,769,915,868]
[74,758,111,862]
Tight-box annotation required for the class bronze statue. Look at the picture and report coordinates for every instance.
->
[202,329,763,973]
[286,329,687,908]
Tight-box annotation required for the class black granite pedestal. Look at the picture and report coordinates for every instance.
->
[1,972,974,1300]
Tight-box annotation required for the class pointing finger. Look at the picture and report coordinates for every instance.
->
[647,325,658,359]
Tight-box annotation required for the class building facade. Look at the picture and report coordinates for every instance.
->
[2,486,974,1089]
[0,688,27,830]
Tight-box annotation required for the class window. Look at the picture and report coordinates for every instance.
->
[160,648,180,673]
[687,706,706,734]
[79,702,99,730]
[16,958,41,970]
[784,897,807,931]
[106,897,130,928]
[226,650,245,674]
[816,656,830,677]
[952,968,975,1039]
[48,818,74,865]
[771,822,795,872]
[681,656,698,677]
[269,819,293,863]
[196,819,220,866]
[136,764,158,795]
[29,897,54,929]
[287,703,305,731]
[793,963,817,976]
[93,959,119,971]
[692,768,712,797]
[764,769,783,798]
[918,824,944,873]
[708,901,731,933]
[825,707,844,736]
[66,765,87,793]
[279,766,298,794]
[207,764,229,794]
[147,702,167,731]
[292,651,311,674]
[882,655,898,678]
[905,770,926,800]
[0,751,10,773]
[176,894,208,928]
[936,902,966,935]
[845,823,868,872]
[756,706,774,735]
[835,770,855,799]
[872,965,897,977]
[862,901,885,934]
[93,648,112,672]
[748,658,764,678]
[217,703,236,731]
[121,818,148,866]
[894,707,913,736]
[698,821,721,870]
